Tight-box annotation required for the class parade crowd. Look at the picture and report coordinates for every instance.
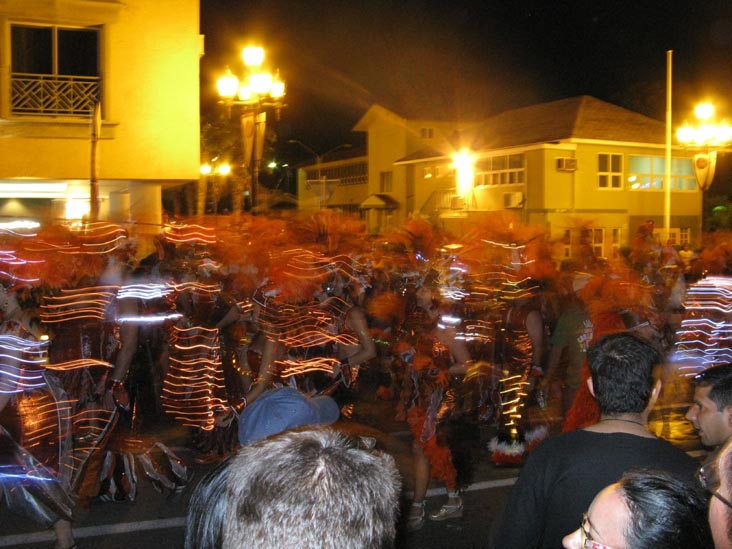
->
[2,210,732,548]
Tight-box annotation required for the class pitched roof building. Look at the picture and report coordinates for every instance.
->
[307,95,702,261]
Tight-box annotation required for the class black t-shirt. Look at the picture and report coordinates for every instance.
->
[493,430,700,549]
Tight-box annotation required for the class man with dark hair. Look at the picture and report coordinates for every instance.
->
[706,436,732,548]
[562,468,712,548]
[687,363,732,450]
[493,332,699,549]
[185,428,401,549]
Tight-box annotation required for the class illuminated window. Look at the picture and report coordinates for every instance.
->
[680,227,690,245]
[611,228,621,258]
[11,24,100,116]
[628,156,696,191]
[475,154,525,186]
[591,228,604,257]
[562,229,571,258]
[598,153,622,188]
[423,166,441,179]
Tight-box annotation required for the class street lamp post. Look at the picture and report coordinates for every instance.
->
[677,103,732,234]
[287,140,352,208]
[200,161,231,214]
[217,46,285,215]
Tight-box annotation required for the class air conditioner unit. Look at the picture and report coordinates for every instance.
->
[503,191,523,209]
[556,157,578,171]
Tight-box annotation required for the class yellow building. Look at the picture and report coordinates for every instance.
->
[340,95,701,259]
[0,0,201,241]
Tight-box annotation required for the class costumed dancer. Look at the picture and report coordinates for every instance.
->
[489,277,548,465]
[0,284,76,549]
[314,262,377,392]
[160,266,233,463]
[396,272,471,531]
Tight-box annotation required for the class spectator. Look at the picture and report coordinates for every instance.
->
[679,243,696,273]
[492,332,699,549]
[562,468,712,549]
[705,436,732,548]
[686,364,732,452]
[541,275,594,416]
[184,428,401,549]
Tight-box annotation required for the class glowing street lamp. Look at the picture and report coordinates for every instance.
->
[216,45,286,215]
[677,102,732,191]
[677,102,732,235]
[199,161,232,214]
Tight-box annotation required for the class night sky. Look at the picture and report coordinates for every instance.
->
[200,0,732,162]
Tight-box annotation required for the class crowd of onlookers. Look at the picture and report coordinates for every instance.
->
[6,212,732,547]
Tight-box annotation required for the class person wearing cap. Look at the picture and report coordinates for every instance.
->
[237,386,340,446]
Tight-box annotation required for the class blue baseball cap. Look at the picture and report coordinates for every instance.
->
[238,387,340,446]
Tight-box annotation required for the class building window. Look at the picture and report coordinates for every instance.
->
[612,228,621,258]
[591,228,604,257]
[420,127,434,139]
[598,153,622,188]
[628,155,696,191]
[680,227,690,245]
[380,171,393,193]
[423,166,442,179]
[11,24,101,116]
[475,154,525,186]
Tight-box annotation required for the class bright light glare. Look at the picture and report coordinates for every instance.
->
[200,164,212,175]
[695,103,715,121]
[66,199,90,220]
[216,68,239,99]
[453,149,476,198]
[217,163,231,176]
[242,46,265,67]
[677,124,695,144]
[249,72,273,95]
[0,220,40,230]
[270,74,285,98]
[238,84,253,101]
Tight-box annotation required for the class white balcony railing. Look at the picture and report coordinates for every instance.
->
[11,73,101,116]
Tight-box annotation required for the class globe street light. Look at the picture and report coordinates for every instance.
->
[199,160,231,214]
[677,103,732,234]
[677,103,732,191]
[217,45,285,215]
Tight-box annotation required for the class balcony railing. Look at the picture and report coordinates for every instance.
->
[420,189,456,216]
[11,73,101,116]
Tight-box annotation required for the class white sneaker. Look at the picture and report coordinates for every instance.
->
[428,500,463,521]
[406,501,425,531]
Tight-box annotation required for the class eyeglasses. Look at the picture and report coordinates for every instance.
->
[580,513,618,549]
[697,461,732,509]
